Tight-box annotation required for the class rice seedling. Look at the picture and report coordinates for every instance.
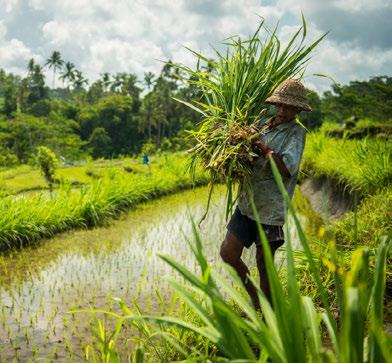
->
[171,16,325,219]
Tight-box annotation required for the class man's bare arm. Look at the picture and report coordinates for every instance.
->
[253,140,291,178]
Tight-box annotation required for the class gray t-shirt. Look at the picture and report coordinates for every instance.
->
[237,119,306,225]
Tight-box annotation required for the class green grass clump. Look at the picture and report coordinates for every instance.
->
[302,131,392,195]
[0,153,208,250]
[333,187,392,249]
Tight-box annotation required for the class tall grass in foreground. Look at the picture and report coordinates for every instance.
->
[84,160,391,362]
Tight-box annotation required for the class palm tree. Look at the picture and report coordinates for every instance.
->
[28,64,47,103]
[59,62,76,88]
[122,73,140,98]
[45,51,64,89]
[27,58,35,76]
[100,72,111,91]
[144,72,155,90]
[73,70,88,90]
[110,73,123,93]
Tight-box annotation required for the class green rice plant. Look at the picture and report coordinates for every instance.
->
[172,16,325,218]
[84,317,123,363]
[94,159,392,362]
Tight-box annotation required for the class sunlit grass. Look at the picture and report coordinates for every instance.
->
[333,187,392,249]
[0,154,168,195]
[301,131,392,250]
[302,131,391,195]
[0,153,208,250]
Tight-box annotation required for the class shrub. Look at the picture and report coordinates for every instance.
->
[36,146,58,193]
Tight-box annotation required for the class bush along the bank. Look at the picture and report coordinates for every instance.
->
[0,154,208,250]
[36,146,58,194]
[80,160,392,362]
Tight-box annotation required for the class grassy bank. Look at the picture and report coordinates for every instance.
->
[301,130,391,248]
[0,153,208,250]
[302,131,391,196]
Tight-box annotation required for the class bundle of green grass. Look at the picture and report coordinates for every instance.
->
[173,17,325,217]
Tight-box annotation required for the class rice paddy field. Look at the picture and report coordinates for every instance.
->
[0,154,194,197]
[0,132,391,362]
[0,183,304,361]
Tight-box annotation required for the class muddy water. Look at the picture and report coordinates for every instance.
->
[0,186,303,362]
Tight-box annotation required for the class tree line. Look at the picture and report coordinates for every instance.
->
[0,50,390,167]
[0,51,201,165]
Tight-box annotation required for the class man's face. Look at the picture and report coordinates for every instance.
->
[275,104,300,123]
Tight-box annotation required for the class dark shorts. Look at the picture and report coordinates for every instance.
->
[227,207,285,249]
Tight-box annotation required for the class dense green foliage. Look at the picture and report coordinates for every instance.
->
[0,54,201,165]
[321,76,392,122]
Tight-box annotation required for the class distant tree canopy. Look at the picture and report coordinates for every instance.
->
[299,89,323,130]
[320,76,392,122]
[0,50,390,165]
[77,94,141,155]
[0,51,202,164]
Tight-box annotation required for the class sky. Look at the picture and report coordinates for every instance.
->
[0,0,391,93]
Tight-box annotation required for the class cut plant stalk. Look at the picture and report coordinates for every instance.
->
[172,16,326,220]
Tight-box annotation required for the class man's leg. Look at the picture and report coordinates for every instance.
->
[220,231,260,310]
[255,241,282,306]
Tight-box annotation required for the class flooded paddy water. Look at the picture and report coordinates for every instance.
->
[0,185,304,362]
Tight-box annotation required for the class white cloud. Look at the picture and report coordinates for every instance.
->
[0,0,390,93]
[270,19,392,93]
[331,0,392,12]
[0,0,19,13]
[0,20,7,38]
[0,38,37,74]
[36,0,282,79]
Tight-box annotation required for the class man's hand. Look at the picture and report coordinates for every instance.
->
[253,140,271,156]
[253,140,291,178]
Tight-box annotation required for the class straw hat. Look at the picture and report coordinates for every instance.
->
[265,79,312,112]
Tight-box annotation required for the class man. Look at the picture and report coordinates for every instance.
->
[220,79,311,310]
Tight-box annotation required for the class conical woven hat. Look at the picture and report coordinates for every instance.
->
[265,79,311,112]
